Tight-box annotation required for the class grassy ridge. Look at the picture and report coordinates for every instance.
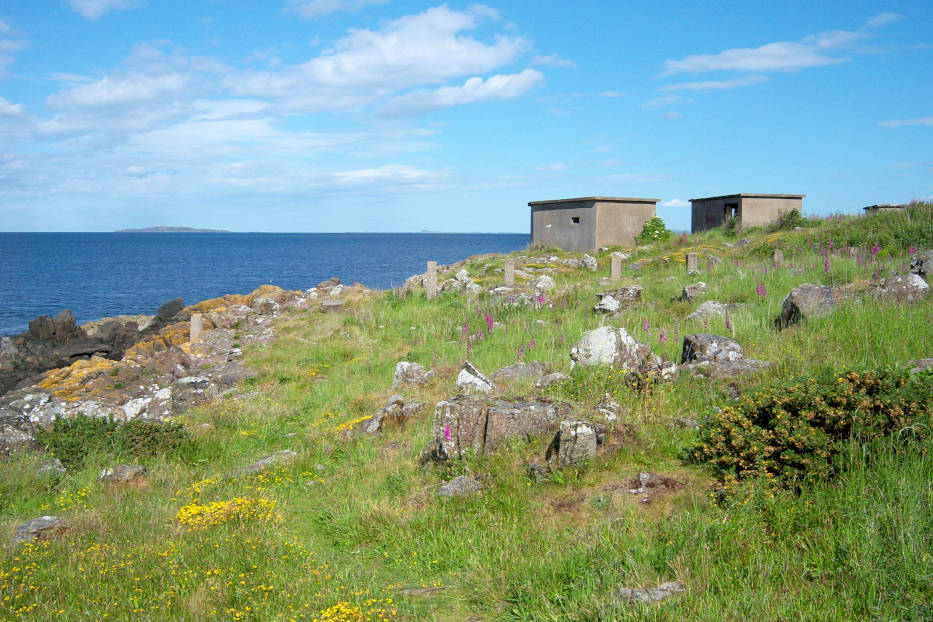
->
[1,204,931,620]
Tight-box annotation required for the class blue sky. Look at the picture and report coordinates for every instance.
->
[0,1,931,232]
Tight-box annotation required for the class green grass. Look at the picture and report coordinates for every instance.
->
[1,204,932,620]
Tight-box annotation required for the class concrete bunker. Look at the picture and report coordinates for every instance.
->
[689,193,804,234]
[529,196,659,252]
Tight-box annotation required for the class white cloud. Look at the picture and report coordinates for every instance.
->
[330,164,448,187]
[286,0,388,19]
[533,54,575,68]
[661,198,689,208]
[642,95,681,109]
[660,75,768,92]
[536,162,568,171]
[0,96,24,116]
[598,90,627,98]
[663,111,682,119]
[660,14,896,77]
[0,19,10,34]
[67,0,146,20]
[379,68,544,115]
[879,116,933,129]
[225,5,528,111]
[47,73,189,109]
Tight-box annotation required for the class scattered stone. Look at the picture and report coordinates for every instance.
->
[0,422,36,456]
[617,582,684,604]
[437,475,483,497]
[553,420,597,466]
[432,395,571,458]
[456,361,496,394]
[399,586,447,597]
[536,372,569,389]
[239,449,298,475]
[687,301,731,321]
[28,316,56,340]
[171,376,212,414]
[773,249,785,267]
[98,464,148,488]
[569,326,654,373]
[391,361,432,388]
[781,283,834,327]
[321,299,345,313]
[38,459,66,476]
[626,472,682,495]
[252,297,281,315]
[582,254,598,271]
[157,298,184,322]
[876,274,930,303]
[13,516,67,545]
[527,463,550,482]
[596,393,622,421]
[363,394,422,434]
[531,275,556,292]
[604,286,643,302]
[593,294,621,314]
[685,358,772,380]
[680,282,707,302]
[490,361,550,382]
[910,249,933,281]
[681,333,743,364]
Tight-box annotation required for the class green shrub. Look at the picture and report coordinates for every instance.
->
[35,415,192,468]
[722,215,740,238]
[636,216,672,243]
[691,367,932,487]
[767,208,810,232]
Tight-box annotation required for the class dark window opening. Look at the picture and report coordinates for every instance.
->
[724,203,739,220]
[571,216,580,224]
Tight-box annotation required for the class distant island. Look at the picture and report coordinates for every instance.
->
[116,226,231,233]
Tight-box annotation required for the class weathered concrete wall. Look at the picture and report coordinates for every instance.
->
[530,201,596,252]
[595,202,656,247]
[691,197,734,233]
[740,196,802,228]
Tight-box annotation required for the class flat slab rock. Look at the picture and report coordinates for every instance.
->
[98,464,148,487]
[238,449,298,475]
[437,475,483,497]
[14,516,67,545]
[681,333,743,364]
[617,581,684,604]
[876,274,930,303]
[490,361,550,382]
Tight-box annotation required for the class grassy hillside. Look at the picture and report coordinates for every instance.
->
[2,204,932,621]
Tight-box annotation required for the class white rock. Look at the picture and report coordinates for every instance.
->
[456,361,496,393]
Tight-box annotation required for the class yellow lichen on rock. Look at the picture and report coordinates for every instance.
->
[37,356,119,400]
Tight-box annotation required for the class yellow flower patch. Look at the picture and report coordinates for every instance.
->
[175,497,279,531]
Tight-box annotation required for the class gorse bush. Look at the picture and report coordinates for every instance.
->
[691,367,933,487]
[35,415,192,468]
[636,216,672,243]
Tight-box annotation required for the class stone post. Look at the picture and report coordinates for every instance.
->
[190,312,203,342]
[773,249,784,267]
[504,259,515,287]
[425,261,438,300]
[610,253,622,280]
[685,252,699,275]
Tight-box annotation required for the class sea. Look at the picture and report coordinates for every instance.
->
[0,232,529,336]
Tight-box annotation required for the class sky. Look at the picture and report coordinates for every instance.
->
[0,1,931,233]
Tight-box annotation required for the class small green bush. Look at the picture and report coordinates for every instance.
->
[691,367,932,487]
[767,208,810,232]
[722,215,740,238]
[636,216,672,243]
[35,415,192,468]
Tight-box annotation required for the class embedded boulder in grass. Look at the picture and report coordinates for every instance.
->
[876,274,930,303]
[437,475,483,498]
[687,300,735,321]
[98,464,148,488]
[681,333,743,364]
[362,394,422,434]
[456,361,496,394]
[617,582,684,604]
[490,361,551,383]
[238,449,298,475]
[432,395,571,459]
[593,294,621,314]
[569,326,655,373]
[780,283,834,327]
[14,516,67,545]
[554,420,597,467]
[391,361,433,389]
[910,249,933,281]
[680,282,707,302]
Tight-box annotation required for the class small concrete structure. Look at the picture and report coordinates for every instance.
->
[863,204,906,213]
[610,254,622,280]
[685,252,699,275]
[504,259,515,287]
[690,193,804,234]
[425,261,438,300]
[189,312,203,342]
[529,196,659,252]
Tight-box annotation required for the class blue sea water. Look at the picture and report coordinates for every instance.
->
[0,232,529,336]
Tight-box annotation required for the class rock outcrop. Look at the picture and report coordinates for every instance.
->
[780,283,834,327]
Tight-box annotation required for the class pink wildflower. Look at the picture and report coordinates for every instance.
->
[642,318,650,332]
[824,257,830,273]
[871,242,880,257]
[485,313,494,331]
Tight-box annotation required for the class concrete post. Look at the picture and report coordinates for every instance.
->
[190,312,203,342]
[610,253,622,280]
[425,261,438,299]
[773,249,784,267]
[685,252,699,275]
[504,259,515,287]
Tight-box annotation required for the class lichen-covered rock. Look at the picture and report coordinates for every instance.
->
[687,300,731,321]
[13,516,67,545]
[781,283,834,327]
[171,376,212,414]
[456,361,496,394]
[362,394,422,434]
[680,282,707,302]
[437,475,483,497]
[681,334,743,364]
[157,298,185,322]
[682,357,773,380]
[391,361,432,389]
[596,393,622,421]
[569,326,653,372]
[491,361,550,382]
[910,249,933,281]
[98,464,148,488]
[432,395,570,458]
[531,275,556,291]
[239,450,298,475]
[876,274,930,303]
[582,254,598,272]
[39,459,66,476]
[555,420,597,466]
[536,372,569,389]
[593,294,621,314]
[617,582,684,604]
